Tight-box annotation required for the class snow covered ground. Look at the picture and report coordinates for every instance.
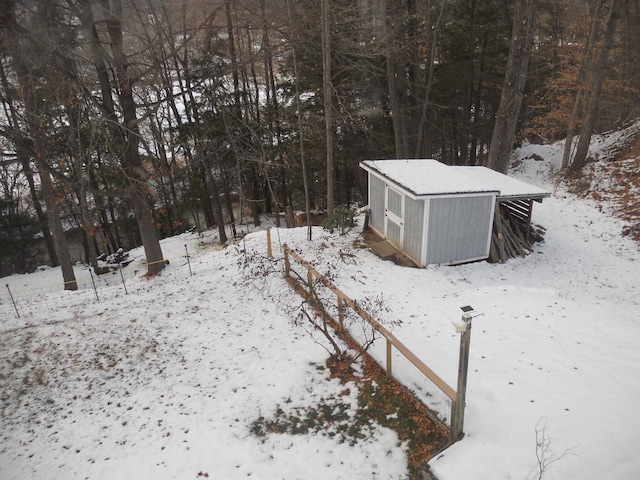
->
[1,136,639,479]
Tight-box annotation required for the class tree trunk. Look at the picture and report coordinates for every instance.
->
[406,0,420,157]
[77,179,100,272]
[90,156,118,254]
[461,0,479,166]
[4,8,77,288]
[221,168,238,237]
[261,0,289,220]
[384,0,408,159]
[78,0,165,274]
[23,155,58,265]
[570,0,622,170]
[225,0,262,231]
[203,159,228,244]
[286,0,312,240]
[487,0,539,174]
[561,0,604,169]
[415,0,447,158]
[244,163,262,228]
[322,0,334,216]
[68,106,100,273]
[39,166,78,290]
[106,3,165,273]
[145,114,181,236]
[0,62,58,266]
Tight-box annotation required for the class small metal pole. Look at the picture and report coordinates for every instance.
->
[118,264,128,295]
[6,284,19,318]
[185,244,193,276]
[89,268,99,301]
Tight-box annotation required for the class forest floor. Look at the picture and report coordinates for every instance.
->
[563,122,640,242]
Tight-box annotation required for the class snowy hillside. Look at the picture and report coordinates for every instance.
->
[1,128,640,480]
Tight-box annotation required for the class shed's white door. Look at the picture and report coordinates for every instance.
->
[385,186,404,249]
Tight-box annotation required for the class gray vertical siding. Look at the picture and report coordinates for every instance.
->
[426,195,494,265]
[369,174,385,233]
[368,170,494,266]
[403,196,425,266]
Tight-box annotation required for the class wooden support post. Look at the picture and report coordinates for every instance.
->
[283,244,290,277]
[266,228,272,258]
[450,313,472,442]
[307,270,314,293]
[526,199,533,244]
[494,202,506,263]
[386,339,393,378]
[337,294,344,331]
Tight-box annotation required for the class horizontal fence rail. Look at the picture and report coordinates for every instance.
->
[283,244,459,433]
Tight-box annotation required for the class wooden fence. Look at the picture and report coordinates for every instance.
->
[282,244,465,442]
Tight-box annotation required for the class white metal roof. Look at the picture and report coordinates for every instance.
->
[360,159,550,200]
[453,166,551,200]
[360,159,497,196]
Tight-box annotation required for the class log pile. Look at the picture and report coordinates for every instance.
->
[488,201,546,263]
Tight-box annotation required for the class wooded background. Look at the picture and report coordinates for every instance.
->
[0,0,638,282]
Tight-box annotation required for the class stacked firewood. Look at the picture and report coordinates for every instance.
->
[489,202,546,263]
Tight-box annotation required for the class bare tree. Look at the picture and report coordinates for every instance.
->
[383,0,410,159]
[0,62,58,267]
[487,0,540,174]
[58,0,166,274]
[415,0,448,159]
[527,417,577,480]
[286,0,312,241]
[560,0,605,169]
[0,0,78,289]
[321,0,334,217]
[568,0,623,171]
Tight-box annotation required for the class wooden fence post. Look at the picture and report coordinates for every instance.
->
[283,244,290,277]
[266,228,272,258]
[307,270,314,293]
[386,339,392,378]
[284,246,458,432]
[450,313,472,442]
[337,294,344,331]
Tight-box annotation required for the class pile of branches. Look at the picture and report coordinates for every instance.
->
[489,204,546,263]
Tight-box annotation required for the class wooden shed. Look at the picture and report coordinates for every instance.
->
[360,159,550,266]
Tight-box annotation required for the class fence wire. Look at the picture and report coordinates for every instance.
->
[283,245,455,427]
[388,345,453,422]
[338,301,452,423]
[2,236,455,426]
[0,235,269,324]
[0,251,196,322]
